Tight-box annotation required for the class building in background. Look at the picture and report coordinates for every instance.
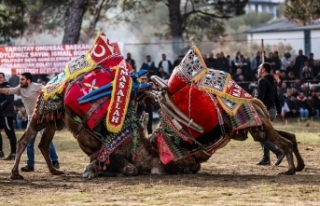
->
[245,0,283,17]
[245,19,320,58]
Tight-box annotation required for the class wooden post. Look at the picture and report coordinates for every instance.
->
[261,39,264,63]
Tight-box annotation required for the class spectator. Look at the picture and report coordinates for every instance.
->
[205,52,217,69]
[158,53,173,74]
[314,91,320,118]
[285,95,299,118]
[287,71,297,87]
[216,52,230,73]
[308,53,315,69]
[291,79,302,93]
[295,49,308,73]
[301,61,313,80]
[312,61,320,80]
[0,72,17,160]
[157,66,170,80]
[16,107,28,130]
[140,55,157,78]
[286,61,299,78]
[306,95,316,117]
[272,51,282,71]
[125,52,136,71]
[139,75,154,134]
[233,55,248,77]
[296,92,309,120]
[233,68,243,82]
[8,74,20,87]
[282,52,293,71]
[251,51,263,74]
[173,55,184,68]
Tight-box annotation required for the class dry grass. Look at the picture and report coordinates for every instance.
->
[1,120,320,206]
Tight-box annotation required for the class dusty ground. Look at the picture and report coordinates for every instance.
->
[1,119,320,206]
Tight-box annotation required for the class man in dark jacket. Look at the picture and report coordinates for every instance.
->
[0,107,4,130]
[0,72,17,160]
[255,63,285,166]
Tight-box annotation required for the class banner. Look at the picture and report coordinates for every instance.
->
[0,43,122,75]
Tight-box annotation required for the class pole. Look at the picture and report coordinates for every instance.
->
[261,39,264,63]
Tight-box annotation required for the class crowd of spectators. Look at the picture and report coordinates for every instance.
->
[5,49,320,121]
[127,49,320,120]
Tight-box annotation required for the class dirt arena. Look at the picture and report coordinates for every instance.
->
[0,120,320,206]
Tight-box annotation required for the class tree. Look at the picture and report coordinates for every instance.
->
[284,0,320,26]
[62,0,89,44]
[122,0,249,55]
[0,0,27,44]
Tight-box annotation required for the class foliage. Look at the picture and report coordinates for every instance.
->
[120,0,249,54]
[276,2,285,18]
[284,0,320,26]
[242,12,273,28]
[0,0,27,44]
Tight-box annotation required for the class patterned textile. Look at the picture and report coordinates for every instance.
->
[168,46,208,95]
[43,32,117,100]
[93,105,141,168]
[197,69,253,115]
[64,68,114,130]
[223,102,262,132]
[34,92,63,123]
[155,110,231,164]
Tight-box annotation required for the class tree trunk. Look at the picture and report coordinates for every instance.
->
[168,0,184,55]
[62,0,88,44]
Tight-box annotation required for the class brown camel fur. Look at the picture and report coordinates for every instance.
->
[11,104,177,179]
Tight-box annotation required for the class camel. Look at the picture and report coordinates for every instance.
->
[10,42,305,179]
[10,74,305,180]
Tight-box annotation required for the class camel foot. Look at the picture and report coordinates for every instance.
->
[11,173,24,180]
[122,164,138,176]
[279,169,295,175]
[296,163,305,172]
[51,170,65,175]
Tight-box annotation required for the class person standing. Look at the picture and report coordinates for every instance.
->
[0,72,60,171]
[0,72,17,160]
[140,55,157,78]
[255,63,285,166]
[158,53,173,75]
[125,52,136,72]
[139,75,154,134]
[0,102,4,157]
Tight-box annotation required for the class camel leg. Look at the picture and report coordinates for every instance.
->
[250,126,295,175]
[38,122,64,175]
[11,118,40,179]
[277,130,305,171]
[107,154,138,176]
